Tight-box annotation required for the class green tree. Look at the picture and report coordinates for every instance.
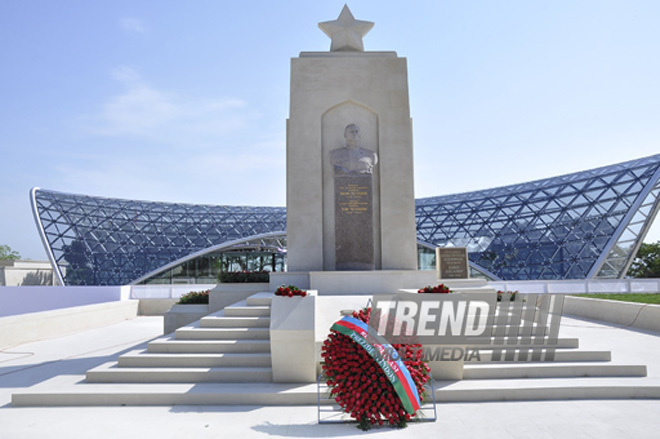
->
[62,239,94,285]
[0,244,21,260]
[628,241,660,278]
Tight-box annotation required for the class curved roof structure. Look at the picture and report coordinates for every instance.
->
[31,189,286,286]
[32,154,660,285]
[416,154,660,280]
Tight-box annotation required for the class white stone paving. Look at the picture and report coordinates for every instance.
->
[1,315,660,438]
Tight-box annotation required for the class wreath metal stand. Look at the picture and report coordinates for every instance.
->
[317,372,438,425]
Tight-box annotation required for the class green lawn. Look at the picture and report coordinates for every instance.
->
[573,293,660,304]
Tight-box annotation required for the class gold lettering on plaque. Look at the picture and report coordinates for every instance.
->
[338,183,369,216]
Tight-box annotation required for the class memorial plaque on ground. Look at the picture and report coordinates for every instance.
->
[334,175,374,270]
[436,247,469,279]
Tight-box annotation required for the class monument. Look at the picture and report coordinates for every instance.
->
[284,5,419,275]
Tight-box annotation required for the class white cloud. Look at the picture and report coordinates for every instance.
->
[83,67,253,142]
[120,17,147,34]
[70,67,285,205]
[97,83,178,136]
[111,65,142,83]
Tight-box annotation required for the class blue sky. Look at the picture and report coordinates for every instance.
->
[1,1,659,260]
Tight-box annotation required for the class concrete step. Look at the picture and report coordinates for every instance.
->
[466,337,579,349]
[246,293,273,307]
[432,377,660,402]
[224,306,271,317]
[11,375,319,406]
[174,327,270,340]
[12,374,660,407]
[118,350,272,368]
[466,350,611,363]
[463,363,647,379]
[147,338,270,353]
[86,362,273,383]
[489,325,552,336]
[200,316,270,328]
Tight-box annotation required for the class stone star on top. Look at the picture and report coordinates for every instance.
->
[318,5,374,52]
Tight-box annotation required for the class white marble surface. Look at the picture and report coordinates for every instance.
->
[270,293,317,382]
[1,315,660,438]
[286,48,417,272]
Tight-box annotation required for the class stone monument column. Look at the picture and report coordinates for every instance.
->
[286,5,418,272]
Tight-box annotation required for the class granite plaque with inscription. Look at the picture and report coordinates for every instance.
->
[334,175,374,270]
[330,124,377,270]
[436,247,469,279]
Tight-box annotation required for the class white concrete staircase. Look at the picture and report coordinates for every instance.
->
[11,293,660,406]
[84,294,274,385]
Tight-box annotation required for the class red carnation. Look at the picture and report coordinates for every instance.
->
[321,307,430,430]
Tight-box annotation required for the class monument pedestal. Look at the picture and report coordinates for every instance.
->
[271,270,437,295]
[271,271,490,295]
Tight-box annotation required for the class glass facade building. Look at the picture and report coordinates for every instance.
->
[31,191,286,286]
[416,155,660,280]
[32,155,660,285]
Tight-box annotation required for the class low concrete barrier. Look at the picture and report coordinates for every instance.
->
[491,278,660,294]
[130,284,216,300]
[0,285,130,317]
[138,299,177,316]
[163,304,209,334]
[0,300,139,349]
[563,296,660,334]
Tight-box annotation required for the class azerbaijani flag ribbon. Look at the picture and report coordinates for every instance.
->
[331,316,421,414]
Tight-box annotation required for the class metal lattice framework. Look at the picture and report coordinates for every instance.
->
[31,189,286,285]
[416,154,660,280]
[32,154,660,285]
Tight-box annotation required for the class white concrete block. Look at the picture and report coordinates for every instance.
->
[270,293,317,383]
[564,296,660,333]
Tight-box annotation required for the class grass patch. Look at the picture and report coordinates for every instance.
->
[573,293,660,304]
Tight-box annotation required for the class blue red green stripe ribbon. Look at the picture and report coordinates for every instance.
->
[331,316,421,414]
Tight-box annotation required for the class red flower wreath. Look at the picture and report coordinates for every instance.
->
[321,308,430,430]
[274,285,307,297]
[417,283,452,294]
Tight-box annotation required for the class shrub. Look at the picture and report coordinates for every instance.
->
[177,290,210,304]
[497,290,518,302]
